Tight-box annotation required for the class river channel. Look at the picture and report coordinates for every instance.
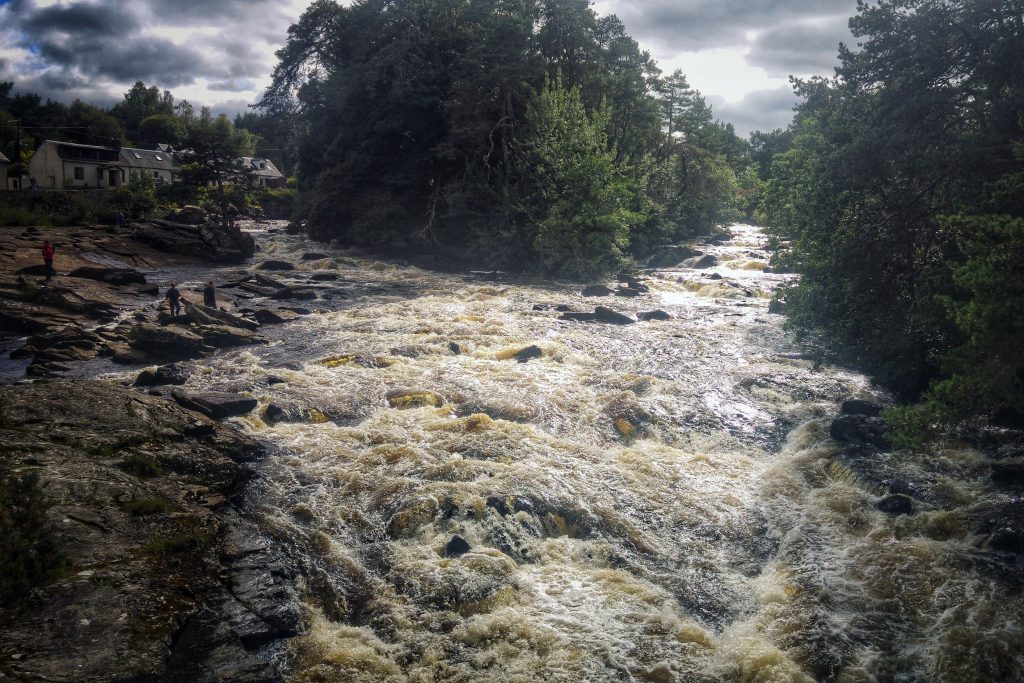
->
[108,223,1024,682]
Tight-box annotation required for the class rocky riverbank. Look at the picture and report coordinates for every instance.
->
[0,220,299,682]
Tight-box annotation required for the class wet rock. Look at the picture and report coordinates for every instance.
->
[875,493,914,515]
[301,252,329,261]
[581,284,613,297]
[638,310,671,321]
[264,404,286,423]
[647,245,701,268]
[614,286,644,297]
[514,345,543,363]
[172,390,258,419]
[137,284,160,296]
[558,311,598,322]
[258,260,295,271]
[132,219,255,263]
[253,273,286,289]
[977,500,1024,553]
[270,286,318,301]
[386,389,445,409]
[133,363,189,387]
[448,341,464,355]
[841,398,883,418]
[309,272,339,281]
[708,272,723,280]
[829,414,890,448]
[445,535,472,557]
[687,254,718,269]
[768,299,786,314]
[594,306,635,325]
[253,308,300,324]
[129,323,210,361]
[991,462,1024,487]
[186,302,259,331]
[14,263,50,276]
[196,324,266,349]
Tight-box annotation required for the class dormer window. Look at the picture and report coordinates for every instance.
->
[132,152,142,159]
[154,154,163,161]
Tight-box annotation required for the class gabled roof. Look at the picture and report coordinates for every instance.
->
[241,156,284,178]
[0,151,9,164]
[119,147,175,172]
[49,140,121,163]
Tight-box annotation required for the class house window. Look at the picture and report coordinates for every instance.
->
[74,167,84,180]
[153,171,160,178]
[154,154,163,161]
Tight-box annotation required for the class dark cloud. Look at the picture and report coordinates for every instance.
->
[610,0,856,53]
[0,0,295,104]
[709,85,799,137]
[208,79,256,93]
[747,15,849,76]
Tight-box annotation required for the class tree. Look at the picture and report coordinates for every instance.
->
[138,114,185,148]
[760,0,1024,424]
[178,111,256,225]
[112,81,174,140]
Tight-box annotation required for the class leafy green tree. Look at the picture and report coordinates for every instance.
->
[178,111,256,225]
[138,114,185,148]
[527,79,642,277]
[761,0,1024,423]
[112,81,174,139]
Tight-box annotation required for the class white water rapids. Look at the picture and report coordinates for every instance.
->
[118,224,1024,681]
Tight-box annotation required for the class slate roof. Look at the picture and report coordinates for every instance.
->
[241,156,284,179]
[119,147,175,172]
[0,151,9,164]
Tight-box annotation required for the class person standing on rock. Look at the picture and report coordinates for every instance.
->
[203,280,217,308]
[41,239,55,284]
[165,283,183,316]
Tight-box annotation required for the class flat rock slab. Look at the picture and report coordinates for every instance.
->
[254,308,301,324]
[172,390,258,419]
[67,266,147,285]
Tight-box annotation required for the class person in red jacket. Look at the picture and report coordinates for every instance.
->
[41,240,55,283]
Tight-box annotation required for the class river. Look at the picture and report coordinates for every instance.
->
[111,222,1024,682]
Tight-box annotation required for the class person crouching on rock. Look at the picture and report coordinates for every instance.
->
[165,283,183,316]
[203,280,217,308]
[41,239,55,283]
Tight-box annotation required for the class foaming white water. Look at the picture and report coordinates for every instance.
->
[123,223,1022,681]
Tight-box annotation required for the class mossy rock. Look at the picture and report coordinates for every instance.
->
[386,390,445,409]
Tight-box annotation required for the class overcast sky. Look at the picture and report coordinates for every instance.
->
[0,0,860,137]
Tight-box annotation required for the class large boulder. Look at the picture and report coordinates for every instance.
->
[129,323,210,360]
[647,245,702,268]
[67,266,147,285]
[166,204,207,225]
[270,286,318,301]
[132,220,255,263]
[133,363,189,387]
[686,254,718,269]
[258,260,295,271]
[594,306,635,325]
[171,389,258,419]
[638,310,672,321]
[841,398,883,418]
[254,308,300,325]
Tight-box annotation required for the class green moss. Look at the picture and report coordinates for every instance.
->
[120,497,176,516]
[142,531,213,556]
[116,454,163,478]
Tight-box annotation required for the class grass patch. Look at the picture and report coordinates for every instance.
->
[120,497,176,516]
[116,454,163,478]
[142,531,213,556]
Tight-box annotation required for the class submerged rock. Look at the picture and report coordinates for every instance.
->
[445,535,472,557]
[386,389,445,409]
[875,493,914,515]
[594,306,635,325]
[254,308,300,325]
[514,345,543,363]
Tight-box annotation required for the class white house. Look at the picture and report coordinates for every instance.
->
[27,140,175,189]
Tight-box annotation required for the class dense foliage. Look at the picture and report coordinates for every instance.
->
[761,0,1024,428]
[260,0,748,274]
[0,469,66,604]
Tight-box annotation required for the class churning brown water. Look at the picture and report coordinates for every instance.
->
[127,224,1024,682]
